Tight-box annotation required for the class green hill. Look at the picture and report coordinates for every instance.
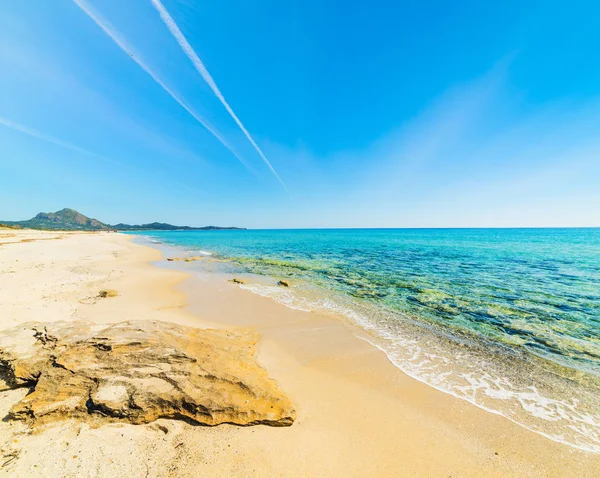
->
[3,208,110,231]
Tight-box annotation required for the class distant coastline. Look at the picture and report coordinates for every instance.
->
[1,208,246,232]
[114,223,245,232]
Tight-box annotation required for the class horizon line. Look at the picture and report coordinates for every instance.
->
[127,225,600,230]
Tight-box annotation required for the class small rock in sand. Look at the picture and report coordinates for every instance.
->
[277,280,290,287]
[230,278,246,285]
[98,289,118,298]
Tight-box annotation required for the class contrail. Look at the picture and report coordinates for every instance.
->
[72,0,253,171]
[0,115,122,167]
[151,0,286,189]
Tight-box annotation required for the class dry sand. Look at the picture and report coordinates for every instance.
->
[0,229,598,477]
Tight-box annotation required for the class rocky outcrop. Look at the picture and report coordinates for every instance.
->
[0,321,295,428]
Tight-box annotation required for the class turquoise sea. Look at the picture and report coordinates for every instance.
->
[135,228,600,452]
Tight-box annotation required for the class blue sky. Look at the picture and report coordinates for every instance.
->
[1,0,599,228]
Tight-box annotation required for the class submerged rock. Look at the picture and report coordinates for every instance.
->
[277,280,290,287]
[166,256,205,262]
[0,320,295,428]
[184,256,204,262]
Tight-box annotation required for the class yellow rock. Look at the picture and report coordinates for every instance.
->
[0,320,295,428]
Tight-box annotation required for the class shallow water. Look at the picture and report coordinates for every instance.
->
[133,228,600,452]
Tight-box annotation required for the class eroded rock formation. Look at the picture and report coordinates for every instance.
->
[0,320,295,428]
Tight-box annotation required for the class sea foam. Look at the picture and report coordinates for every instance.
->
[240,281,600,453]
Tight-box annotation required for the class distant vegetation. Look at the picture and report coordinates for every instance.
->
[1,208,245,231]
[112,222,244,231]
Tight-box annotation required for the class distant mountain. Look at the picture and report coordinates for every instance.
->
[2,209,245,231]
[3,208,110,231]
[112,222,244,231]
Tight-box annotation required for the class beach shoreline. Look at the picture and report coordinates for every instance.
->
[0,229,599,477]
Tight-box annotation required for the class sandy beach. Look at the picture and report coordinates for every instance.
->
[0,229,599,477]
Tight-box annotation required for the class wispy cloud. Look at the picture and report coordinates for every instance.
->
[0,115,123,167]
[150,0,286,189]
[0,114,211,195]
[72,0,253,171]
